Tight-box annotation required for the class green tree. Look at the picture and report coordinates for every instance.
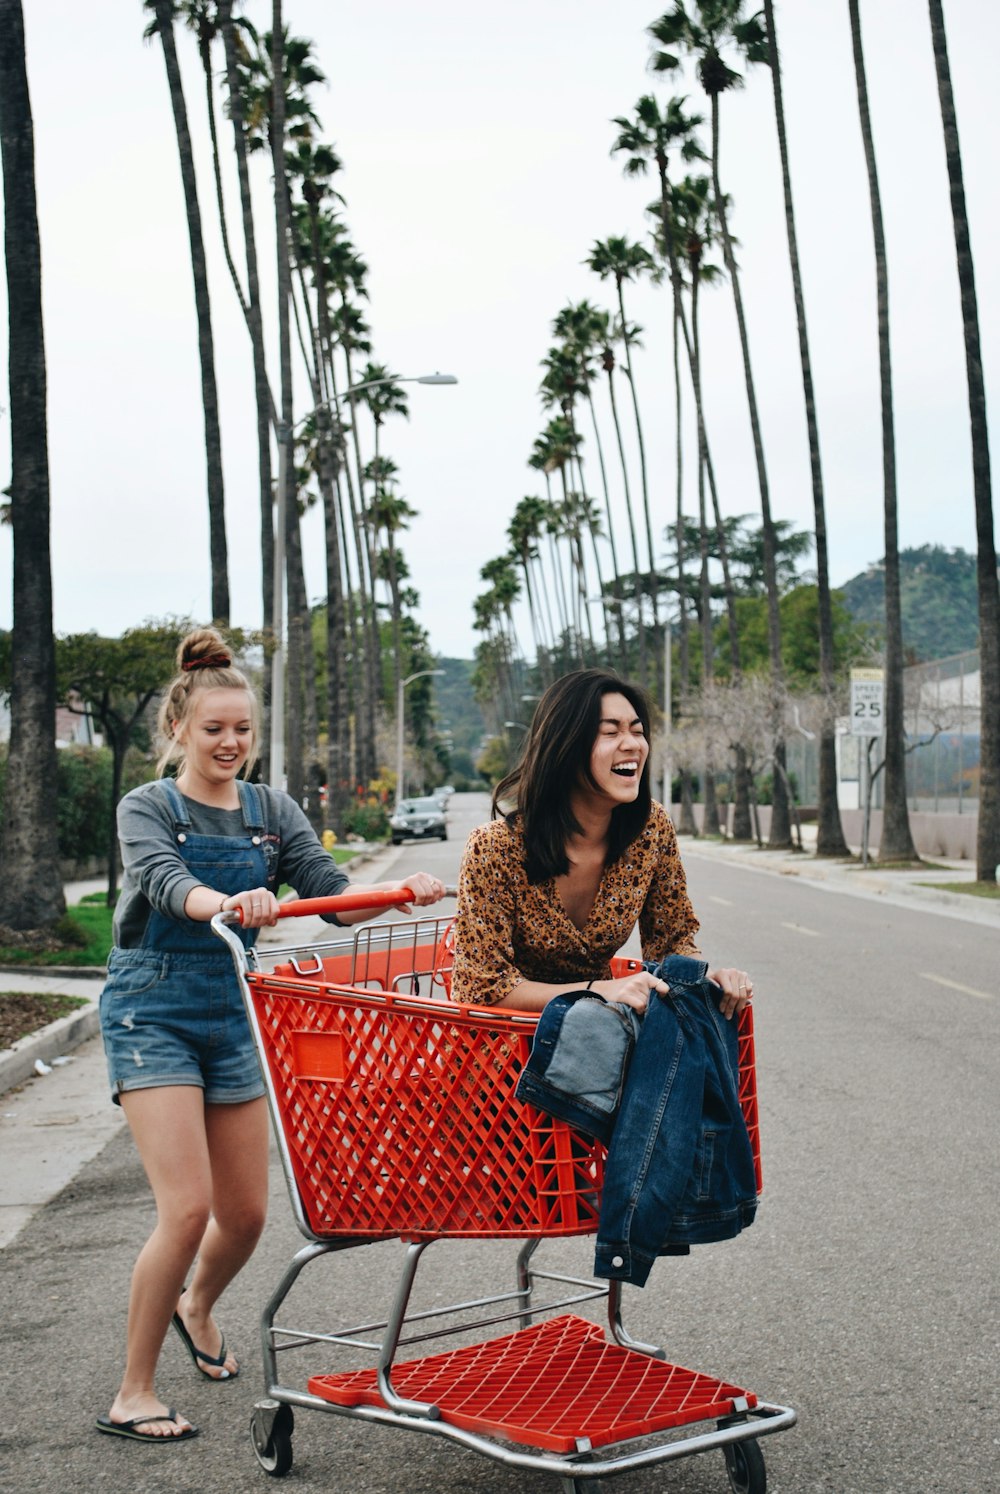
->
[0,0,64,932]
[848,0,918,863]
[57,623,190,903]
[927,0,999,883]
[144,0,229,624]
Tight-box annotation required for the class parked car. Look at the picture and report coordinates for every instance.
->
[430,783,455,808]
[389,796,448,846]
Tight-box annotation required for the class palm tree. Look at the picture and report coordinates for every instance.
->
[548,305,631,668]
[507,496,551,677]
[586,236,660,653]
[0,0,65,931]
[366,464,414,708]
[762,0,849,858]
[847,0,918,863]
[144,0,229,624]
[218,0,275,766]
[926,0,999,883]
[650,3,792,848]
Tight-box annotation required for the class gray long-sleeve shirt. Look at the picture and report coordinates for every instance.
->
[113,779,349,947]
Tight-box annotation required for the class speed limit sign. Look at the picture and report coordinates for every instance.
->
[850,668,885,737]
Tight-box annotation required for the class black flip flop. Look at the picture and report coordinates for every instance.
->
[171,1306,238,1381]
[95,1408,199,1443]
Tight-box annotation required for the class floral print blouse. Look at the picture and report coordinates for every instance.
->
[451,802,702,1006]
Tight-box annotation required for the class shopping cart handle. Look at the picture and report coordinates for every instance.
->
[272,886,457,920]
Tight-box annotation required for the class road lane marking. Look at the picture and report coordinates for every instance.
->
[918,972,993,1001]
[709,895,733,906]
[781,921,821,937]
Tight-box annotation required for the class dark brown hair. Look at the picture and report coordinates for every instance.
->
[492,668,653,884]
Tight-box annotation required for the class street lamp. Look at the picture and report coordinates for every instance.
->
[396,669,445,808]
[270,372,458,786]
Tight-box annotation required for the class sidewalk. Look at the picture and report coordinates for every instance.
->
[678,823,1000,930]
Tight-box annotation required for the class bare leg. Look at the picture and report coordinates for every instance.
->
[175,1096,269,1377]
[107,1085,215,1436]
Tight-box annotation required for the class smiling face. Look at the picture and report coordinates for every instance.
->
[583,691,650,808]
[173,687,256,797]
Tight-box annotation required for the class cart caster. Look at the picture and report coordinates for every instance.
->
[250,1400,294,1477]
[723,1436,766,1494]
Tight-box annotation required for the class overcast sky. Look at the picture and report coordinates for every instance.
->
[2,0,997,660]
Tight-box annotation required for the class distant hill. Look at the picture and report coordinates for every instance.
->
[838,545,981,663]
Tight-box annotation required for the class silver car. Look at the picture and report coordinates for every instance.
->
[389,796,448,846]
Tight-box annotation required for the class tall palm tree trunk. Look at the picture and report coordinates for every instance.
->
[616,279,660,644]
[928,0,999,883]
[849,0,918,862]
[0,0,64,931]
[219,1,274,772]
[764,0,849,858]
[604,361,647,677]
[269,2,301,796]
[709,92,790,848]
[152,0,228,624]
[582,393,629,669]
[692,274,717,835]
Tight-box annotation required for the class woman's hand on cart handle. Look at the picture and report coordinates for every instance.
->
[221,886,283,928]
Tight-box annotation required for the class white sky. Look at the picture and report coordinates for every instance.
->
[2,0,997,660]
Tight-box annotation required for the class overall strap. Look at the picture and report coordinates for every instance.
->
[159,777,191,828]
[237,779,266,833]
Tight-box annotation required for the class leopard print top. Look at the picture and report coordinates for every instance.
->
[451,802,701,1006]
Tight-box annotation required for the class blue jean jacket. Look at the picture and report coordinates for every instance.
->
[515,954,757,1287]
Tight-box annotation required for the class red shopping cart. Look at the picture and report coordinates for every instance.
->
[214,891,795,1492]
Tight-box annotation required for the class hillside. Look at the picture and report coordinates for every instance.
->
[838,545,981,663]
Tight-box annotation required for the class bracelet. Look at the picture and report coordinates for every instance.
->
[218,895,227,914]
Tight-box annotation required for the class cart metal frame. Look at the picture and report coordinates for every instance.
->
[214,897,795,1491]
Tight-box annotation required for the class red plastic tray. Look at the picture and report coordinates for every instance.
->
[309,1313,757,1452]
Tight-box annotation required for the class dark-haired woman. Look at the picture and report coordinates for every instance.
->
[452,668,753,1017]
[96,627,446,1445]
[452,669,757,1286]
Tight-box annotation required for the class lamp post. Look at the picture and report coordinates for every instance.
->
[269,373,457,787]
[396,669,445,808]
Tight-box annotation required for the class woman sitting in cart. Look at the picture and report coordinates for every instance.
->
[452,668,758,1288]
[451,667,753,1019]
[96,627,446,1446]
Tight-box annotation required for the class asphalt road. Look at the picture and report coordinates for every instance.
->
[1,793,996,1494]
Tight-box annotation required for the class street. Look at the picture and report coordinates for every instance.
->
[1,793,997,1493]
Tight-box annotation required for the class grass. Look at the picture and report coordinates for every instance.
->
[918,880,1000,900]
[0,902,114,967]
[0,846,365,969]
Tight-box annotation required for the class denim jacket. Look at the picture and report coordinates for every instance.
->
[515,954,757,1287]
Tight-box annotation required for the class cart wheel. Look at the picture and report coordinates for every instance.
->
[723,1437,766,1494]
[250,1402,294,1477]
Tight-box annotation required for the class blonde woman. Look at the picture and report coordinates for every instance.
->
[96,627,444,1444]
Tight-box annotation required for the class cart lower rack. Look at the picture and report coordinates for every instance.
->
[215,893,795,1491]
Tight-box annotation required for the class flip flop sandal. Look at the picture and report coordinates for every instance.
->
[171,1307,238,1380]
[95,1408,199,1443]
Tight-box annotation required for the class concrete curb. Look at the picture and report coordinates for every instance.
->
[0,996,102,1096]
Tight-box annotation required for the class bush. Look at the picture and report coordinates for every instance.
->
[341,801,390,841]
[0,744,156,865]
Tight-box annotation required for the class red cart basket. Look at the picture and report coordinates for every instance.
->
[214,891,795,1492]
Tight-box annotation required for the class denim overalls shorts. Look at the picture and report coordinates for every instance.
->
[99,778,270,1107]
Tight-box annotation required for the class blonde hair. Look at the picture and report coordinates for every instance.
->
[155,627,260,778]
